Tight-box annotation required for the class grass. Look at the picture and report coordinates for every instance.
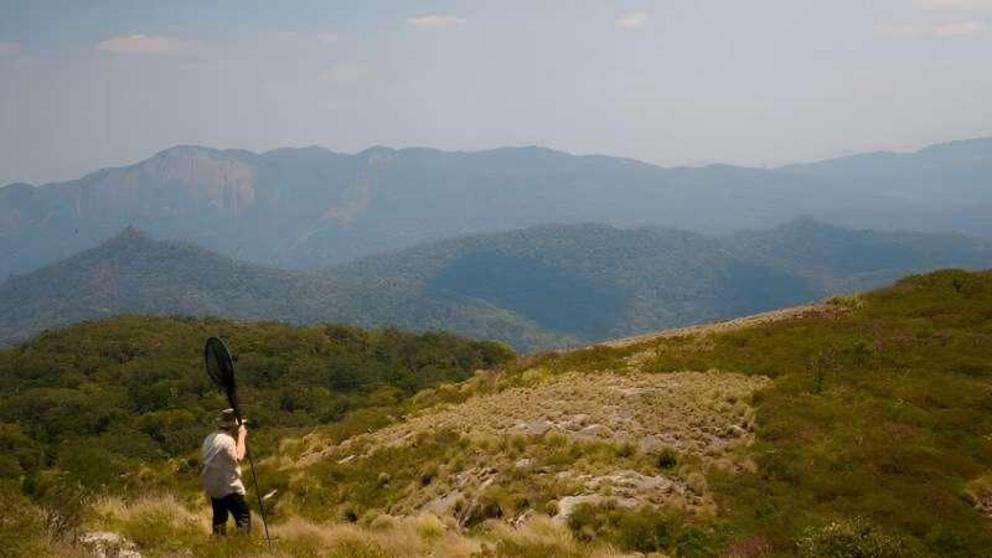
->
[6,269,992,557]
[273,270,992,556]
[286,369,769,532]
[532,270,992,556]
[79,495,632,558]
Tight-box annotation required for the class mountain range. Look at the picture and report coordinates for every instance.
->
[2,137,991,278]
[2,219,990,350]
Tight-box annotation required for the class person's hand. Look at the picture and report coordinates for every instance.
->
[238,424,247,438]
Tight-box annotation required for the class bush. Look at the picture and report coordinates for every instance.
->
[612,506,677,552]
[34,475,90,544]
[419,464,438,486]
[568,503,718,555]
[462,493,504,527]
[797,518,918,558]
[656,447,678,470]
[614,442,637,459]
[0,488,51,557]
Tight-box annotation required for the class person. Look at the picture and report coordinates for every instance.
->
[202,408,251,535]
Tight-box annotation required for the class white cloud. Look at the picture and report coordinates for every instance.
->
[316,32,341,44]
[914,0,992,9]
[615,11,649,30]
[96,34,193,55]
[0,42,21,55]
[874,20,986,37]
[408,14,466,28]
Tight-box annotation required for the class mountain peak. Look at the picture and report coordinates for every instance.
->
[150,144,228,160]
[104,225,149,246]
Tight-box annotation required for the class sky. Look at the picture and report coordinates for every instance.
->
[0,0,991,185]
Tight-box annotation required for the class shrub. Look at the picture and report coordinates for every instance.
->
[964,474,992,514]
[613,506,677,552]
[827,294,865,310]
[462,492,504,527]
[419,464,439,486]
[797,518,918,558]
[656,447,678,470]
[0,488,51,557]
[568,503,719,556]
[33,475,90,544]
[614,442,637,459]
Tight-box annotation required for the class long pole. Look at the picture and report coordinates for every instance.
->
[238,416,272,549]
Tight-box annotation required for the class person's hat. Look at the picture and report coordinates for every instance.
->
[215,408,245,429]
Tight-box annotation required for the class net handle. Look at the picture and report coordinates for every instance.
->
[203,336,271,548]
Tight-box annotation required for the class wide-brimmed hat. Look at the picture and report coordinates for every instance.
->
[215,408,246,429]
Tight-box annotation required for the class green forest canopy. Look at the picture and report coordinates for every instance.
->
[0,316,513,489]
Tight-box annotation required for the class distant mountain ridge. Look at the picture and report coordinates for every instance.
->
[2,220,990,350]
[2,137,991,278]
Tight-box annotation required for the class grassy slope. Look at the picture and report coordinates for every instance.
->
[280,268,992,557]
[3,269,991,557]
[526,269,992,556]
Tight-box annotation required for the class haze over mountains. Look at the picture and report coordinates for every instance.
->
[2,137,991,279]
[2,220,990,350]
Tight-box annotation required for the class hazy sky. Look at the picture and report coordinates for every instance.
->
[1,0,991,185]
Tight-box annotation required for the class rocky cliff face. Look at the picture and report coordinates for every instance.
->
[76,146,256,217]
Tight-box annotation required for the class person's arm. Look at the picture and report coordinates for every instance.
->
[234,424,248,462]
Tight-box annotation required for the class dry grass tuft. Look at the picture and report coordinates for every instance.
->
[966,474,992,519]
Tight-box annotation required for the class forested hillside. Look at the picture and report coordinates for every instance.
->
[0,317,512,490]
[2,220,990,351]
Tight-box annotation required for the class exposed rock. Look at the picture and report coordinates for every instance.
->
[300,370,766,522]
[422,489,466,516]
[313,371,770,464]
[585,470,682,501]
[511,419,555,437]
[560,414,590,430]
[78,532,142,558]
[574,424,612,441]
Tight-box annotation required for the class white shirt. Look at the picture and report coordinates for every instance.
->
[201,431,246,498]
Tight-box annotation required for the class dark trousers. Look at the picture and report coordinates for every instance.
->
[211,493,251,534]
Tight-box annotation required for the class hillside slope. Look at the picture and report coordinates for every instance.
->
[3,270,992,557]
[0,227,562,350]
[3,221,991,350]
[273,269,992,557]
[0,316,513,481]
[3,137,991,277]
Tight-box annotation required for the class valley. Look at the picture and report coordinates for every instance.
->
[3,220,990,351]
